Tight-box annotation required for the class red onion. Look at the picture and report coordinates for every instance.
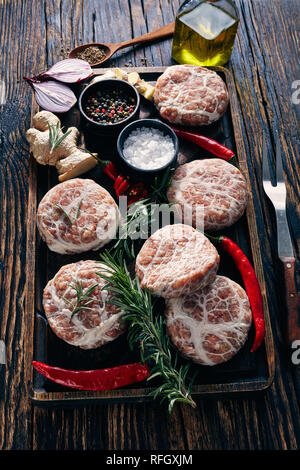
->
[24,77,77,113]
[37,59,93,83]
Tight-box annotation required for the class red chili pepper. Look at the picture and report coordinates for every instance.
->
[104,161,119,181]
[170,126,236,163]
[98,160,119,181]
[126,182,148,205]
[32,361,150,391]
[216,236,266,352]
[116,178,130,197]
[113,174,126,190]
[128,192,148,205]
[127,182,145,195]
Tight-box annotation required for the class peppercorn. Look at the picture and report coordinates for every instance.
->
[84,87,136,124]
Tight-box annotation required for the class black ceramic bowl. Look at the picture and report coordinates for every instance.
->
[78,79,140,137]
[117,118,179,183]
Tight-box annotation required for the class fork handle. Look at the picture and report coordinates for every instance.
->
[282,257,300,345]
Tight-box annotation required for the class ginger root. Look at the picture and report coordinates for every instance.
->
[26,110,97,181]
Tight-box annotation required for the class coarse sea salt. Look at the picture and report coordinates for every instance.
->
[122,127,175,170]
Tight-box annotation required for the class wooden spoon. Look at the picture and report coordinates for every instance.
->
[69,22,175,67]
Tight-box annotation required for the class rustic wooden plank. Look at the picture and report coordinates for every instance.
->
[0,0,50,450]
[105,403,177,450]
[139,0,180,66]
[198,0,300,449]
[30,0,112,451]
[30,0,186,452]
[179,0,300,450]
[230,0,300,416]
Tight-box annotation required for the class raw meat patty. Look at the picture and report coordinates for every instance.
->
[135,224,219,299]
[154,65,228,126]
[167,159,248,231]
[43,260,125,349]
[165,276,252,366]
[37,178,119,254]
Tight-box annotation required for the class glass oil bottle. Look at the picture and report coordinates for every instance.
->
[171,0,239,66]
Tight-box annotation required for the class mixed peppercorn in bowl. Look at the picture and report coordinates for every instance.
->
[79,79,140,135]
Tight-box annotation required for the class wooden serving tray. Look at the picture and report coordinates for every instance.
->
[26,66,275,407]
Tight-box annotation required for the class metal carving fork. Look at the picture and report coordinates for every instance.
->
[262,131,300,346]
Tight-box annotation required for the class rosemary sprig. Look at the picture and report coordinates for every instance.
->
[112,198,153,261]
[148,165,175,204]
[52,198,83,225]
[48,121,72,153]
[62,280,99,322]
[110,166,176,261]
[52,203,73,225]
[97,252,197,413]
[74,198,83,220]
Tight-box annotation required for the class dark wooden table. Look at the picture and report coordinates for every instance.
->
[0,0,299,451]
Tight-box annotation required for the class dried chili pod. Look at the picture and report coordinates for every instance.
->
[32,361,150,391]
[171,126,236,164]
[211,235,266,352]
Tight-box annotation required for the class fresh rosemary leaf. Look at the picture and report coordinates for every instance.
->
[110,199,162,262]
[52,203,73,225]
[74,198,83,220]
[48,121,72,153]
[109,166,176,263]
[52,129,72,150]
[61,295,75,308]
[97,252,196,412]
[66,280,99,321]
[148,165,175,203]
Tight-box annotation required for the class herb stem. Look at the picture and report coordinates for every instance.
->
[62,281,99,322]
[109,166,175,262]
[74,198,83,220]
[97,252,197,412]
[52,204,73,225]
[48,121,72,153]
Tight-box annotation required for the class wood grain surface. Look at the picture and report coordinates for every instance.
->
[0,0,299,450]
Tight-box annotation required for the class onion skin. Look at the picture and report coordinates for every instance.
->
[37,58,93,83]
[24,59,93,112]
[24,77,77,113]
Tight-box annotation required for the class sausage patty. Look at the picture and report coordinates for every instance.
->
[43,260,125,349]
[135,224,220,299]
[154,65,228,126]
[37,178,119,254]
[167,159,248,231]
[165,276,252,366]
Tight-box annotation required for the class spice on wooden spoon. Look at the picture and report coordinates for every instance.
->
[73,45,108,66]
[68,22,175,67]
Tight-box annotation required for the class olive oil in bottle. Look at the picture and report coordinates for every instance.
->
[172,0,239,66]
